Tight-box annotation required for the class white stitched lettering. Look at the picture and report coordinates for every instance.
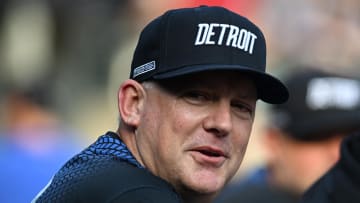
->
[194,23,257,55]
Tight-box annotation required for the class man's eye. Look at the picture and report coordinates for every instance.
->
[232,103,254,117]
[183,91,210,103]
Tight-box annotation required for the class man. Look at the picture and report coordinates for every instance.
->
[215,68,360,203]
[301,131,360,203]
[33,6,288,203]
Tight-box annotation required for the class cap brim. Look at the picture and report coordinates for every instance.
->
[153,64,289,104]
[287,110,360,141]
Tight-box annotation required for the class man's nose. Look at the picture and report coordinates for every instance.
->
[203,101,232,137]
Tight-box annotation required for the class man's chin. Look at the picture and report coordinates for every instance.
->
[186,176,225,195]
[178,182,220,203]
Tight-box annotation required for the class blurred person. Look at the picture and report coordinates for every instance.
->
[0,1,83,202]
[44,0,133,129]
[0,81,83,203]
[301,130,360,203]
[33,6,289,203]
[215,67,360,203]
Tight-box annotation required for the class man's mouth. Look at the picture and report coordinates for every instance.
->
[190,146,228,167]
[196,148,225,157]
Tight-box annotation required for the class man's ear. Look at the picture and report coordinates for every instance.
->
[118,79,145,128]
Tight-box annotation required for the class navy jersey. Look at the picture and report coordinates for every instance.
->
[33,132,182,203]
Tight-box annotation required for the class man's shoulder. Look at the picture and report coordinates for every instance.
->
[35,160,181,202]
[83,160,174,192]
[34,131,182,203]
[81,161,181,202]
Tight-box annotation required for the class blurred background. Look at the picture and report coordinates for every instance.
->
[0,0,359,202]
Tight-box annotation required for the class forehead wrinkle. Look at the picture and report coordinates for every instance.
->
[193,75,257,100]
[186,82,257,105]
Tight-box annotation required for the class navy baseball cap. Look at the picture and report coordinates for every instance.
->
[270,68,360,140]
[130,6,289,104]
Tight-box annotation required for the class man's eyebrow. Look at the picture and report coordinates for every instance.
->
[235,91,258,100]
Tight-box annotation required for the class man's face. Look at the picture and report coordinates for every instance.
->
[135,71,257,198]
[265,129,343,194]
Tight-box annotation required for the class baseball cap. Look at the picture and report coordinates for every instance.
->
[130,6,288,104]
[270,68,360,140]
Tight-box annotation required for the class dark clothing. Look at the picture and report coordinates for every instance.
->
[214,168,298,203]
[33,132,182,203]
[216,184,297,203]
[301,132,360,203]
